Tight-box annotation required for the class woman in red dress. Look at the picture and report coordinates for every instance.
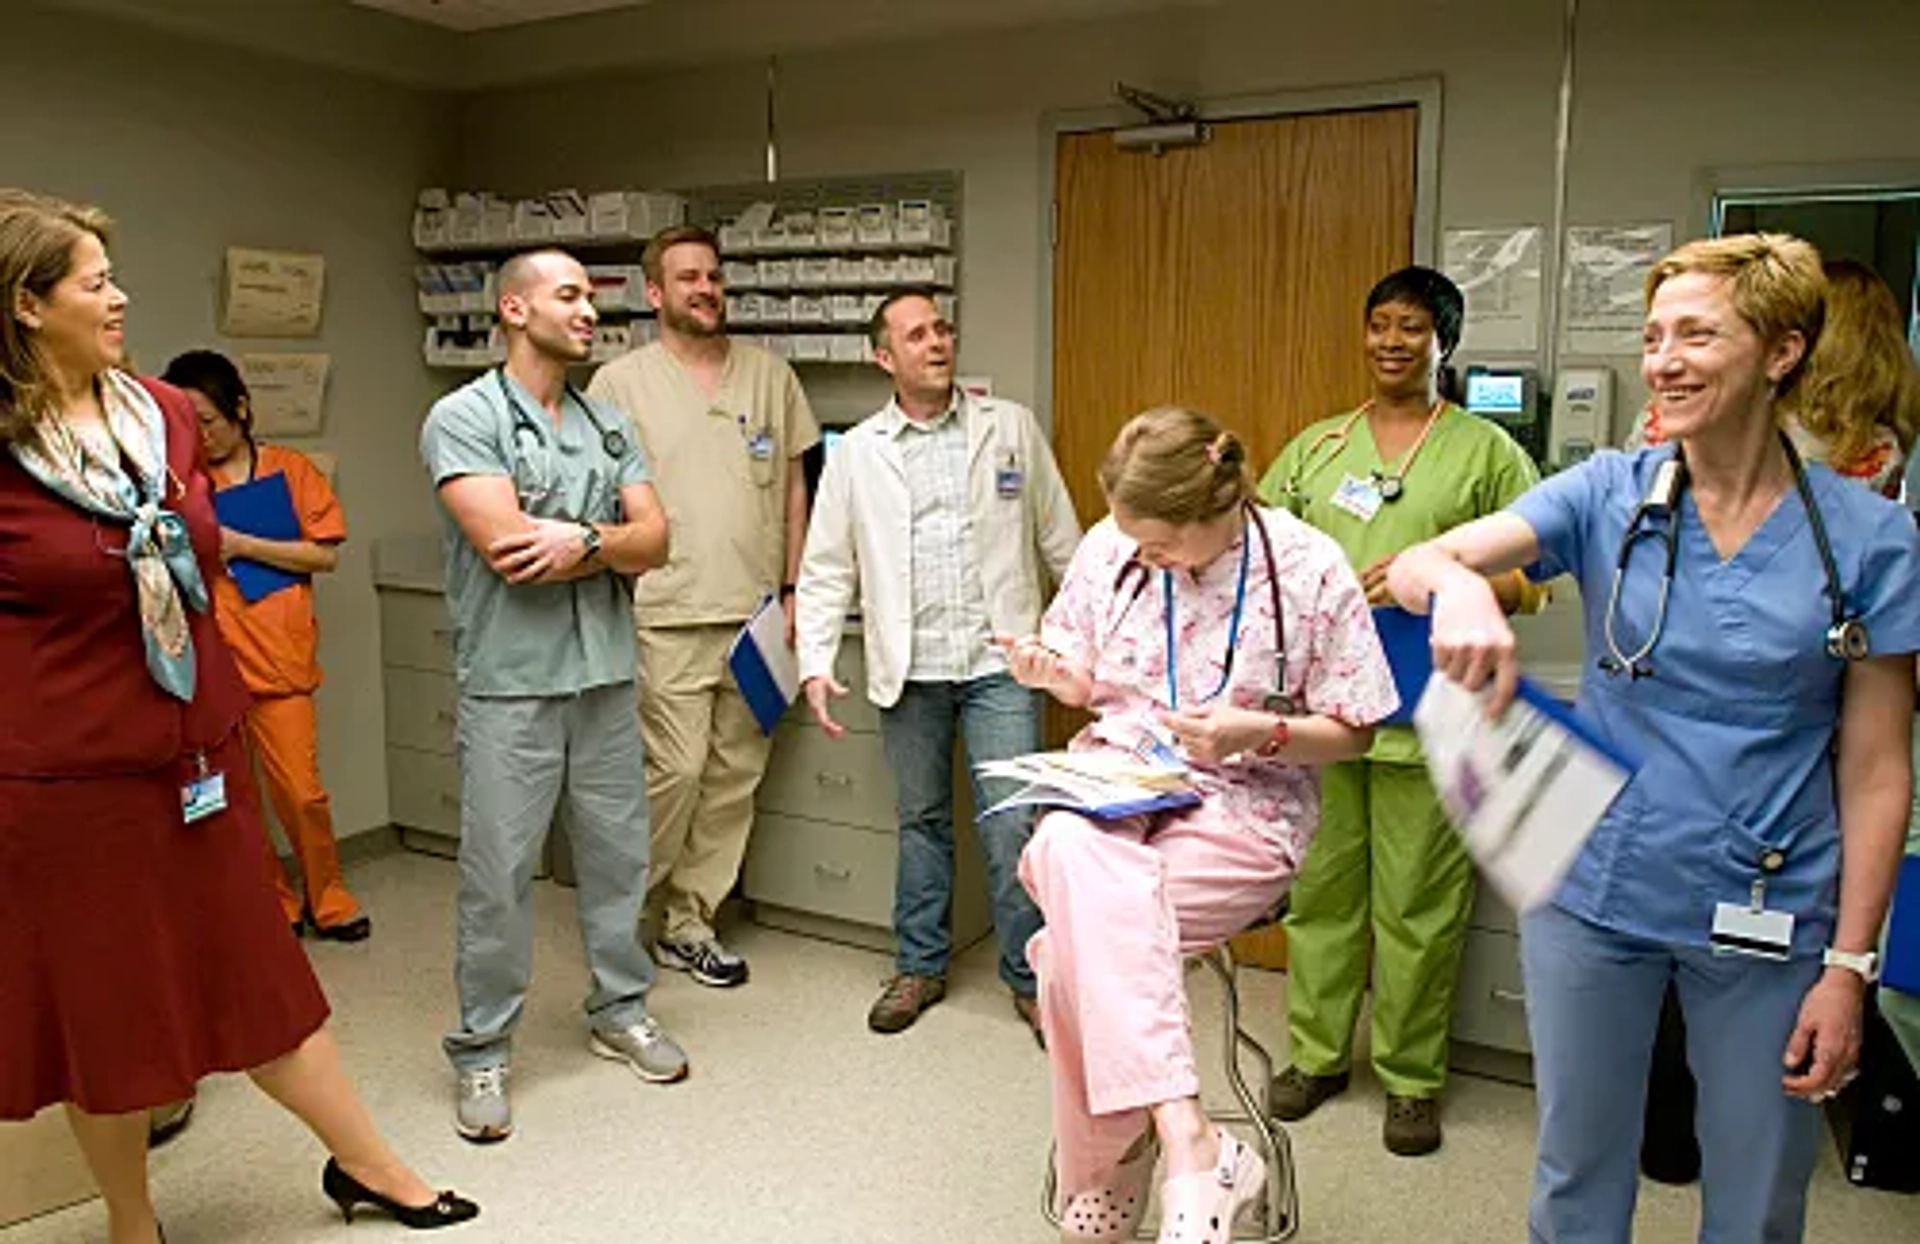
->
[0,190,477,1241]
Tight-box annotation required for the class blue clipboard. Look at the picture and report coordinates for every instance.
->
[1372,607,1433,726]
[1885,855,1920,996]
[727,595,799,736]
[212,472,306,604]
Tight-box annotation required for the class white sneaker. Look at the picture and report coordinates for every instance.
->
[454,1064,512,1143]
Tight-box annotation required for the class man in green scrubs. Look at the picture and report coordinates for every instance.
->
[1257,266,1542,1155]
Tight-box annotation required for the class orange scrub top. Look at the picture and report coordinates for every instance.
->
[211,444,346,697]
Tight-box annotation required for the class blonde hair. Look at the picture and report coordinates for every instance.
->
[1781,257,1920,462]
[1098,406,1253,525]
[1644,232,1827,399]
[0,190,113,445]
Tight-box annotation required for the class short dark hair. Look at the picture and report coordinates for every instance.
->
[497,247,579,298]
[642,224,721,286]
[866,286,942,350]
[160,349,251,435]
[1365,265,1466,360]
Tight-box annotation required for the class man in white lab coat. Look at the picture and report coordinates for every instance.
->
[796,290,1082,1040]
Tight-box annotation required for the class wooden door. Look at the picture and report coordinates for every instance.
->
[1052,106,1418,520]
[1045,105,1418,746]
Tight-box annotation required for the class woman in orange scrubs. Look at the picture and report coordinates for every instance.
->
[161,350,369,941]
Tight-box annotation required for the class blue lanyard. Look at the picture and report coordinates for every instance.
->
[1162,519,1251,710]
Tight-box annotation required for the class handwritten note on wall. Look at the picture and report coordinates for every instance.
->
[221,248,326,337]
[239,353,330,437]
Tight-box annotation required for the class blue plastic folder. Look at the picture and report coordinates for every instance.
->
[212,472,304,604]
[727,595,799,736]
[1884,856,1920,996]
[1372,607,1434,726]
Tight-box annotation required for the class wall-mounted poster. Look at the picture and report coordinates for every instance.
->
[1563,223,1674,355]
[239,353,330,436]
[1443,226,1543,354]
[221,247,326,337]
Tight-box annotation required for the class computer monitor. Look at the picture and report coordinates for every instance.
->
[1463,365,1545,462]
[1465,370,1528,417]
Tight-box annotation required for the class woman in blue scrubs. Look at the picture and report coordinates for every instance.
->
[1386,233,1920,1242]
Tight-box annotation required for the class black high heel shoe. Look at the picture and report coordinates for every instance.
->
[322,1159,479,1229]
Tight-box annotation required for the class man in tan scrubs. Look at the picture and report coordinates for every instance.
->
[588,225,819,988]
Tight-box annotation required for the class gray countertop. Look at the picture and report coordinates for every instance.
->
[372,533,445,594]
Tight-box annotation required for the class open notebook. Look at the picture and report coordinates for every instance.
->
[975,749,1201,821]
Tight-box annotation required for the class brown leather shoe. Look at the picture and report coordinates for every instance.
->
[867,973,946,1034]
[1012,993,1045,1049]
[1383,1094,1442,1156]
[1270,1065,1350,1122]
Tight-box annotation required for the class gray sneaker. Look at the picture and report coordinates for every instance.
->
[454,1064,512,1144]
[589,1016,689,1083]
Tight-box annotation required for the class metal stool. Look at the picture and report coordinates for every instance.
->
[1040,910,1301,1241]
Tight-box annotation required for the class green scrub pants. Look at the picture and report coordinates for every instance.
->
[1283,758,1475,1098]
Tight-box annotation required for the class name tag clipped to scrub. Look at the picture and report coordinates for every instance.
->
[1330,473,1384,523]
[996,453,1024,499]
[181,752,229,826]
[746,430,777,461]
[1710,851,1795,961]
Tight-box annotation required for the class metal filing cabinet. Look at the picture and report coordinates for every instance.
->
[743,635,992,955]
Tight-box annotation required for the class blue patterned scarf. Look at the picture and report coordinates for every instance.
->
[8,371,208,700]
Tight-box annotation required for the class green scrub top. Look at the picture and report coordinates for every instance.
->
[1257,402,1540,763]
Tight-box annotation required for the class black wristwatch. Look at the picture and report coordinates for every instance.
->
[579,522,603,560]
[778,583,796,600]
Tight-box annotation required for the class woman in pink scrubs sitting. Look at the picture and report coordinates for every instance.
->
[1004,406,1398,1243]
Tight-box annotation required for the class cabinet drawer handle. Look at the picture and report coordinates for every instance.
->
[438,792,461,809]
[431,627,455,642]
[1491,988,1526,1006]
[814,861,853,881]
[814,771,854,789]
[434,709,457,725]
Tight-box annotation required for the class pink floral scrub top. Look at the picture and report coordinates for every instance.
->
[1040,505,1400,862]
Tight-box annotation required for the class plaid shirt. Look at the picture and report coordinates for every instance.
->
[885,396,1002,682]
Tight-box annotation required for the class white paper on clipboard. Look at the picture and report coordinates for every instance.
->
[1413,673,1634,912]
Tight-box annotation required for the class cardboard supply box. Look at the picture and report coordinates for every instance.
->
[0,1108,99,1228]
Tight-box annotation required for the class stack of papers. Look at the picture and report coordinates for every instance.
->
[975,750,1201,821]
[1413,673,1634,912]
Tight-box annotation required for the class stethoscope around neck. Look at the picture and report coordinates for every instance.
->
[497,367,628,461]
[1598,432,1869,680]
[1279,398,1445,511]
[1109,500,1297,715]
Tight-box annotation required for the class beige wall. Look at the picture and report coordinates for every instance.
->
[4,6,455,840]
[454,0,1920,425]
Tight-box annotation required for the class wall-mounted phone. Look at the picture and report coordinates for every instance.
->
[1551,367,1614,466]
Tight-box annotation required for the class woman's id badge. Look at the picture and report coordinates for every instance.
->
[182,771,228,825]
[1710,880,1794,961]
[1330,474,1383,523]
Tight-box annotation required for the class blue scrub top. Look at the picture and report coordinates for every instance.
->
[1511,446,1920,955]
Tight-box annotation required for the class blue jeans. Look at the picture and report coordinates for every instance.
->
[1521,903,1823,1243]
[879,673,1044,995]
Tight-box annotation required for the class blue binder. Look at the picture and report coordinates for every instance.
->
[212,471,305,604]
[1372,607,1433,726]
[727,595,798,736]
[1884,855,1920,996]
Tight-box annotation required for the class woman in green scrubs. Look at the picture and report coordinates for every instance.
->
[1257,266,1543,1156]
